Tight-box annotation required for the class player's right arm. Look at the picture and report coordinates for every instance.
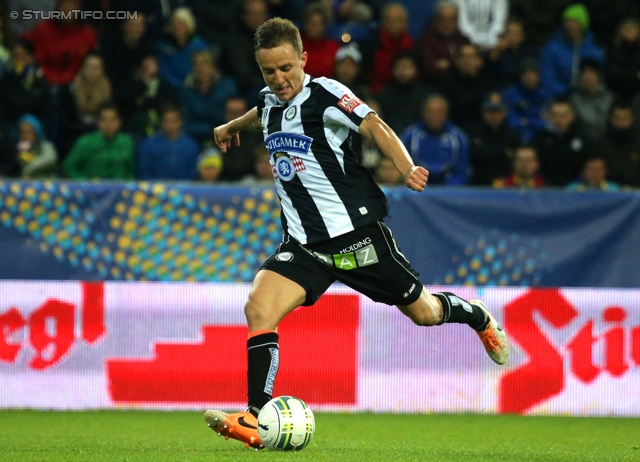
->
[213,107,262,153]
[359,111,429,192]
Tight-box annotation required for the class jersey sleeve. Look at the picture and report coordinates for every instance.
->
[313,77,374,132]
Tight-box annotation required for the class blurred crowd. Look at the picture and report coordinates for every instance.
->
[0,0,639,191]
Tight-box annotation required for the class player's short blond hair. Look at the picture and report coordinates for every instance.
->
[254,17,303,57]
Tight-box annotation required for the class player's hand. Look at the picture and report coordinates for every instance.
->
[213,124,240,153]
[405,166,429,192]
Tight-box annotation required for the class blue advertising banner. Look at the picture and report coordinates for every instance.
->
[1,180,639,287]
[384,188,640,288]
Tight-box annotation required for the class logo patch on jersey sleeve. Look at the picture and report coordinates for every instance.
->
[337,94,364,114]
[261,107,270,128]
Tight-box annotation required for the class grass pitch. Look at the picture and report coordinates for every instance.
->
[1,410,639,461]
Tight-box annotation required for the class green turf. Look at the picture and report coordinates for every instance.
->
[1,410,639,461]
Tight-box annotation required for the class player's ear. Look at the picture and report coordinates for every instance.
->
[300,51,308,69]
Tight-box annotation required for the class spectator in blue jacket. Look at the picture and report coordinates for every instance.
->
[502,58,553,143]
[156,7,210,87]
[540,3,604,98]
[180,49,240,146]
[401,94,471,185]
[137,104,200,181]
[566,155,620,191]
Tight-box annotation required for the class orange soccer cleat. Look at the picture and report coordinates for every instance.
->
[470,299,510,365]
[204,410,264,450]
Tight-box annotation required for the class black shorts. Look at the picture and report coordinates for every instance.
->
[260,220,423,306]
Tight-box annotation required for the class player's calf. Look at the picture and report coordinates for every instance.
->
[431,292,509,365]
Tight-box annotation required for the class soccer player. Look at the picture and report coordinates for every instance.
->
[206,17,509,450]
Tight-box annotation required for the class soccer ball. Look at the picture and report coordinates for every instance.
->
[257,396,315,451]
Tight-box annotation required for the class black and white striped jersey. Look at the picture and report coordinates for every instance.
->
[257,74,389,245]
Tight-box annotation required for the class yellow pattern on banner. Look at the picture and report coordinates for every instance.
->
[0,181,282,282]
[441,229,544,287]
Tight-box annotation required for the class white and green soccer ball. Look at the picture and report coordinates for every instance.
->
[257,396,315,451]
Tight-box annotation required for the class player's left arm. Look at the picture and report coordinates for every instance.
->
[359,111,429,192]
[213,107,261,153]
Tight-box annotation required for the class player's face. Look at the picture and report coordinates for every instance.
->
[256,43,307,102]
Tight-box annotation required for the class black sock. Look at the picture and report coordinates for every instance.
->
[433,292,489,331]
[247,332,279,416]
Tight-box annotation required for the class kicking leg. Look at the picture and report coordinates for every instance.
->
[397,288,509,364]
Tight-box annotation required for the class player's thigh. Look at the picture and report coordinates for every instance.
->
[245,269,307,331]
[247,243,335,330]
[259,241,335,307]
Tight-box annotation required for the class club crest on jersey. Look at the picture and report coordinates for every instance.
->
[338,94,363,114]
[265,132,313,156]
[284,105,297,120]
[275,156,296,181]
[272,153,306,181]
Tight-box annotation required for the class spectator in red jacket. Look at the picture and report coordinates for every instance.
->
[300,2,341,79]
[493,144,545,189]
[23,0,97,86]
[361,2,413,93]
[415,0,470,88]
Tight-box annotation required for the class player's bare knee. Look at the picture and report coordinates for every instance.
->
[244,296,272,328]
